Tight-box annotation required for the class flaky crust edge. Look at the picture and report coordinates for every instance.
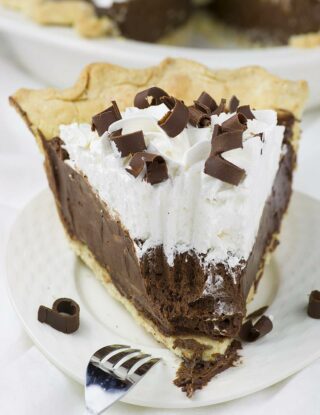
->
[10,58,308,150]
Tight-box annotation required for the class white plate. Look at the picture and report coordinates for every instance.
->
[0,6,319,110]
[6,190,320,409]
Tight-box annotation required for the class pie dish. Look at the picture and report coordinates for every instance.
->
[10,58,308,395]
[1,0,320,46]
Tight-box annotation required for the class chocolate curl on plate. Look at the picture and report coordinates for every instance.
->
[239,315,273,342]
[38,298,80,334]
[307,290,320,319]
[158,96,189,138]
[246,306,269,321]
[126,152,168,185]
[188,106,211,128]
[237,105,255,120]
[111,130,146,157]
[92,101,122,136]
[134,87,169,109]
[229,95,240,113]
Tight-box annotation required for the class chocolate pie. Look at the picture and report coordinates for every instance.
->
[10,58,308,394]
[2,0,320,45]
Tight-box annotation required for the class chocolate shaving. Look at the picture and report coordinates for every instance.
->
[111,130,146,157]
[158,97,189,138]
[212,98,227,116]
[126,152,168,185]
[204,154,245,186]
[38,298,80,334]
[188,106,211,128]
[221,113,247,132]
[195,91,217,114]
[239,315,273,342]
[204,105,248,185]
[211,130,243,155]
[134,87,169,109]
[307,290,320,319]
[237,105,255,120]
[246,305,269,321]
[92,101,122,136]
[229,95,240,113]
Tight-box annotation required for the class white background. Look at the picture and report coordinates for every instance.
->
[0,38,320,414]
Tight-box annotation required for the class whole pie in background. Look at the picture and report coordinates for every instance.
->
[1,0,320,47]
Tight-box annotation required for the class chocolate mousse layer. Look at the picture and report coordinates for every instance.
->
[94,0,192,42]
[42,115,295,341]
[212,0,320,42]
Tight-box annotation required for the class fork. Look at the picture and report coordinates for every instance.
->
[85,344,161,414]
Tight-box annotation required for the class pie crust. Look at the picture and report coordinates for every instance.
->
[10,57,308,150]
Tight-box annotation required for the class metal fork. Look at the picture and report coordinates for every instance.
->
[85,344,160,414]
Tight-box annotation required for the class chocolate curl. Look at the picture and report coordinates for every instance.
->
[91,101,122,136]
[205,108,247,185]
[239,315,273,342]
[221,113,247,132]
[246,306,269,321]
[205,123,245,185]
[211,130,244,155]
[308,290,320,319]
[212,98,227,116]
[158,97,189,138]
[195,91,217,114]
[237,105,255,120]
[188,106,211,128]
[134,87,169,109]
[111,130,146,157]
[229,95,240,113]
[126,152,168,185]
[204,155,245,186]
[38,298,80,334]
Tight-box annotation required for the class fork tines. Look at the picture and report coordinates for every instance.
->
[86,344,160,414]
[89,344,160,384]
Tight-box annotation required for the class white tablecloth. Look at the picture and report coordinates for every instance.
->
[1,43,320,415]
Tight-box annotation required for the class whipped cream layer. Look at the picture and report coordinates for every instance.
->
[60,104,285,268]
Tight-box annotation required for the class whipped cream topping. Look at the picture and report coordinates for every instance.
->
[60,104,285,268]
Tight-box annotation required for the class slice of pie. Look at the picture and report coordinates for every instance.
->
[10,58,308,395]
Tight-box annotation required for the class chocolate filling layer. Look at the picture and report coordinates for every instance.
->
[93,0,192,42]
[212,0,320,42]
[42,116,295,341]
